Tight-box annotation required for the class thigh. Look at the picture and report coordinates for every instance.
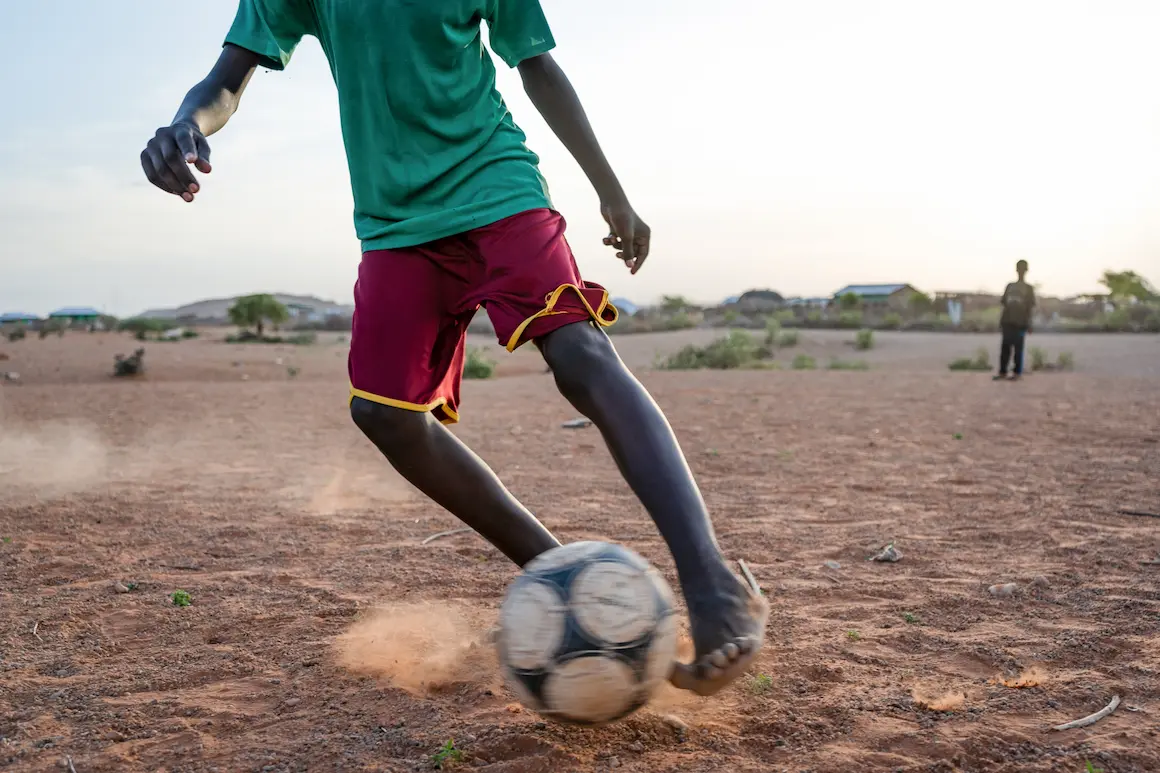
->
[465,209,618,352]
[349,243,473,424]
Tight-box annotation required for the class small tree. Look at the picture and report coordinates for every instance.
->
[839,292,860,310]
[1100,270,1155,304]
[660,295,692,313]
[228,295,289,338]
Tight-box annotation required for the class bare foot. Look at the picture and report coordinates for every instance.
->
[670,560,769,697]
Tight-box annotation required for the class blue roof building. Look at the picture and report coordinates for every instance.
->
[0,312,39,324]
[48,307,102,319]
[610,297,639,316]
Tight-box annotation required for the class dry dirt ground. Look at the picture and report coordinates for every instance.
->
[1,329,1158,773]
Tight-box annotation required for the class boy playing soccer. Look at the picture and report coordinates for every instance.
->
[141,0,766,695]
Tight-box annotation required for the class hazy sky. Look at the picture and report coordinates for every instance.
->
[2,0,1158,316]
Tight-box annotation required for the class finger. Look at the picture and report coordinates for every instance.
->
[619,228,636,265]
[174,129,199,165]
[194,135,213,174]
[144,147,190,199]
[630,234,650,275]
[161,142,199,194]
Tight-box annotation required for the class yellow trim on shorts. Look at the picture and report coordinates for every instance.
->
[504,284,620,352]
[349,387,460,425]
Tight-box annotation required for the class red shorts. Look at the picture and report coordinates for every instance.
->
[348,208,618,424]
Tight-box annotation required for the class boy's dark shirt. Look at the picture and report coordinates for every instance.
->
[1000,280,1035,329]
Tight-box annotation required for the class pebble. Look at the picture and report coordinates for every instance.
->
[2,372,19,382]
[628,742,644,753]
[988,583,1018,597]
[823,560,842,570]
[608,757,621,768]
[1031,575,1050,589]
[113,582,130,594]
[283,697,300,708]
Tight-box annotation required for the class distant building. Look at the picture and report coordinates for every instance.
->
[48,307,102,323]
[610,297,639,316]
[733,289,785,313]
[0,312,39,325]
[832,284,919,311]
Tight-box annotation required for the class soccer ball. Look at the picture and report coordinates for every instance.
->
[496,540,679,725]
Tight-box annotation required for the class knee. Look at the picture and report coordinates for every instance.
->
[543,323,620,398]
[350,397,431,455]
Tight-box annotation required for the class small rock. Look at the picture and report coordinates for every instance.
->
[1031,575,1050,589]
[608,757,621,768]
[988,583,1018,597]
[871,544,902,563]
[241,374,250,381]
[275,357,284,365]
[823,560,842,570]
[113,582,130,594]
[2,372,20,382]
[283,697,301,708]
[628,742,644,753]
[562,417,593,429]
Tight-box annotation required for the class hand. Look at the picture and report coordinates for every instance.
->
[141,122,212,202]
[601,201,651,275]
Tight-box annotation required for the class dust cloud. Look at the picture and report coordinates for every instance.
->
[335,602,496,693]
[0,417,109,500]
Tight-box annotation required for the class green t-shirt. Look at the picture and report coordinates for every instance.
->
[225,0,555,251]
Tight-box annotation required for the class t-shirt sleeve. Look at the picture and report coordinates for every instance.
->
[485,0,556,68]
[224,0,312,71]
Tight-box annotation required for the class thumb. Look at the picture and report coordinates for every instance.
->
[194,135,212,173]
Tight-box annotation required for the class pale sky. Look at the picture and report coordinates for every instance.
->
[2,0,1158,316]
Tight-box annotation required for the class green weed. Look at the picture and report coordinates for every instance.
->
[828,359,869,371]
[846,630,861,641]
[170,590,192,607]
[902,611,920,624]
[749,673,774,694]
[948,348,992,372]
[791,354,817,370]
[432,739,464,769]
[463,347,495,379]
[854,328,875,350]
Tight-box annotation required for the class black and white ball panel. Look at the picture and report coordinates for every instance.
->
[497,541,679,725]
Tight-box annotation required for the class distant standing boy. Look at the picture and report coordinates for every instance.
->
[141,0,766,696]
[995,260,1036,380]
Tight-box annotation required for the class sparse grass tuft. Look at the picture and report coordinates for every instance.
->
[431,739,464,769]
[791,354,817,370]
[778,330,799,348]
[827,359,869,371]
[764,318,782,346]
[948,348,992,371]
[1,536,11,544]
[953,433,963,440]
[846,630,861,641]
[1029,346,1048,371]
[748,673,774,694]
[1085,761,1105,773]
[902,611,920,624]
[854,328,875,350]
[660,330,761,370]
[286,366,300,379]
[463,347,495,379]
[1057,351,1075,370]
[170,590,192,607]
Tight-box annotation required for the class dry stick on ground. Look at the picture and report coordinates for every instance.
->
[30,621,41,641]
[1116,509,1160,519]
[421,527,474,545]
[1052,695,1121,731]
[66,755,78,773]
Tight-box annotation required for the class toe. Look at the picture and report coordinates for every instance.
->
[722,641,740,661]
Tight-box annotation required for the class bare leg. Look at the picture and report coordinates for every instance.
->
[350,398,558,566]
[539,322,768,696]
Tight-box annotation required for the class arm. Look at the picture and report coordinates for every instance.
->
[518,54,651,273]
[141,45,261,202]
